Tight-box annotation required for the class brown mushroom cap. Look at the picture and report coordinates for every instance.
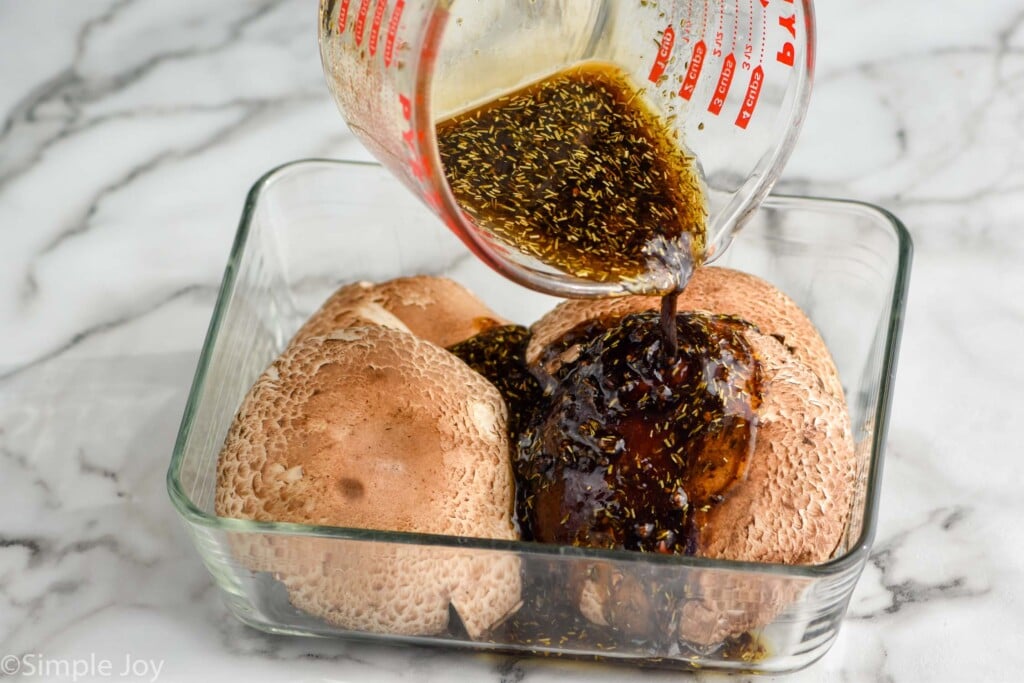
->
[565,331,854,645]
[697,331,855,564]
[291,275,509,348]
[526,281,855,564]
[527,266,844,402]
[216,326,520,637]
[276,538,521,639]
[525,272,856,644]
[670,330,855,645]
[674,568,805,647]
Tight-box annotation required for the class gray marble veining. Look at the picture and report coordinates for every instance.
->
[1,1,1022,681]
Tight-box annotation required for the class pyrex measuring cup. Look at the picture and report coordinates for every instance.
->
[319,0,814,297]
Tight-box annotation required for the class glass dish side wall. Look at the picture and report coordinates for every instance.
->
[168,160,910,673]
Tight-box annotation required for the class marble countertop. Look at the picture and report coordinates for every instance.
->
[2,1,1021,681]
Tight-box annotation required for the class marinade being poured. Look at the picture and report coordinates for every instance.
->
[437,60,756,556]
[436,61,707,290]
[517,310,763,554]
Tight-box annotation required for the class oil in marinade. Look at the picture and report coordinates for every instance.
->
[436,61,706,290]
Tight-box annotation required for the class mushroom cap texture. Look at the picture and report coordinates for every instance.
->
[527,266,844,402]
[291,275,508,349]
[527,272,855,564]
[697,331,855,564]
[568,331,854,645]
[526,268,856,644]
[216,326,520,637]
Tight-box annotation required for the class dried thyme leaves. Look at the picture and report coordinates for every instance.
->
[436,62,706,286]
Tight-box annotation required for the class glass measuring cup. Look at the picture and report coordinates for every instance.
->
[319,0,814,297]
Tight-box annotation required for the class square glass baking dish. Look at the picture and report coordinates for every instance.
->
[167,159,911,674]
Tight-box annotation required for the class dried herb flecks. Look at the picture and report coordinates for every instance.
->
[447,324,543,438]
[518,310,762,554]
[437,61,706,291]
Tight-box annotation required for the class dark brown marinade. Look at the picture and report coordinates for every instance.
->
[517,310,763,554]
[449,309,767,653]
[436,61,706,288]
[447,324,544,438]
[487,556,768,661]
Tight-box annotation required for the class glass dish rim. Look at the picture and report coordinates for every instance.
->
[166,158,913,579]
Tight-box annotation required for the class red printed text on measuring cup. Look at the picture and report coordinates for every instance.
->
[384,0,405,67]
[336,0,351,33]
[678,41,706,100]
[354,0,372,45]
[648,26,676,83]
[369,0,388,56]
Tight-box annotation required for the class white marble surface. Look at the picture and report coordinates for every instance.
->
[1,1,1022,681]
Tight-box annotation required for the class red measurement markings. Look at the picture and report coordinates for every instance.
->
[712,1,726,57]
[648,26,676,83]
[759,0,797,66]
[735,65,763,129]
[384,0,404,67]
[679,0,710,100]
[699,0,709,43]
[777,7,797,66]
[708,54,736,115]
[741,0,754,71]
[398,92,441,209]
[708,0,737,115]
[732,1,739,49]
[337,0,352,33]
[759,0,768,63]
[354,0,373,45]
[679,41,707,100]
[368,0,388,56]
